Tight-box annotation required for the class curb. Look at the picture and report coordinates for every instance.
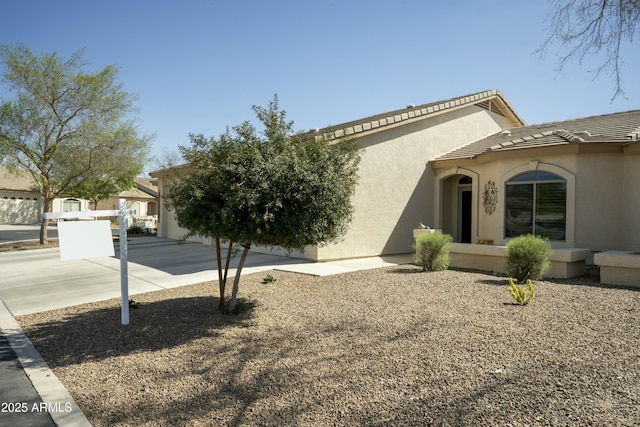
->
[0,300,91,427]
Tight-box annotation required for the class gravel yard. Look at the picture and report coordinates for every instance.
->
[17,266,640,427]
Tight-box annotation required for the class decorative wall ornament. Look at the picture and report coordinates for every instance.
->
[482,180,498,215]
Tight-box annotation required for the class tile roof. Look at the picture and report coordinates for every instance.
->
[134,177,159,198]
[117,187,156,200]
[433,109,640,162]
[313,89,525,142]
[0,164,158,199]
[0,165,38,192]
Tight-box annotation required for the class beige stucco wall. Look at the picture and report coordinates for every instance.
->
[573,151,622,251]
[313,106,514,261]
[154,177,211,244]
[621,150,640,251]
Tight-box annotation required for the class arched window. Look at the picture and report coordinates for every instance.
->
[63,198,81,212]
[505,171,566,240]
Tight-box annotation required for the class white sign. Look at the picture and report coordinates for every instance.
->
[45,200,135,325]
[57,220,115,261]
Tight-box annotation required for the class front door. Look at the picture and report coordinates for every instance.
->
[459,189,472,243]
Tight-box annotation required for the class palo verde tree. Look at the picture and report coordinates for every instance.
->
[0,44,151,243]
[70,124,149,209]
[539,0,640,100]
[165,96,361,313]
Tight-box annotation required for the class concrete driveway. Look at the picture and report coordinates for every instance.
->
[0,236,312,316]
[0,225,411,316]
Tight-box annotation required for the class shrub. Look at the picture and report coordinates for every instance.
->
[127,224,145,235]
[506,234,551,282]
[508,277,535,305]
[262,274,277,284]
[413,231,453,271]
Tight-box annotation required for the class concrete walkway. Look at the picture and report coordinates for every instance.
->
[0,235,411,426]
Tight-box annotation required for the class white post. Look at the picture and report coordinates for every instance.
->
[44,204,135,326]
[119,199,130,325]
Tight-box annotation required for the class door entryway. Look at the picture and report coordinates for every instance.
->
[459,188,472,243]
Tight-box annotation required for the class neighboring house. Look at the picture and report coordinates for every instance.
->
[430,109,640,256]
[152,90,526,259]
[0,165,43,224]
[95,178,158,215]
[0,165,90,224]
[0,165,159,227]
[95,177,159,231]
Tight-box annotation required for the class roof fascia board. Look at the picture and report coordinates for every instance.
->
[430,142,623,169]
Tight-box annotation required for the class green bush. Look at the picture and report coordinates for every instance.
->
[506,234,551,282]
[127,224,145,235]
[262,274,277,284]
[413,231,453,271]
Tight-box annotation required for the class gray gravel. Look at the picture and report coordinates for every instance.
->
[17,266,640,427]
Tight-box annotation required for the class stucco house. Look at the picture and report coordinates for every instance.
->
[153,90,525,258]
[93,178,158,213]
[152,89,640,284]
[0,165,91,224]
[429,108,640,285]
[0,165,159,227]
[152,89,640,283]
[430,108,640,252]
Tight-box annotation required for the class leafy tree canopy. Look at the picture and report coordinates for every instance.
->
[165,96,361,312]
[0,44,151,242]
[167,96,360,251]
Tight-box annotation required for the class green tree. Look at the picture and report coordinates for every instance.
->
[539,0,640,99]
[70,124,149,209]
[165,96,361,313]
[0,44,151,243]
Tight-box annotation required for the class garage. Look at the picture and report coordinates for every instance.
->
[0,196,42,224]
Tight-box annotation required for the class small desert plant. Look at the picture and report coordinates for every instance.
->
[128,299,141,309]
[506,234,551,282]
[508,277,535,305]
[262,274,277,284]
[413,231,453,271]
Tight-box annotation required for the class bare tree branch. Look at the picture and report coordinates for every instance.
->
[537,0,639,100]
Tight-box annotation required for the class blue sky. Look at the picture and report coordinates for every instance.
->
[2,0,638,171]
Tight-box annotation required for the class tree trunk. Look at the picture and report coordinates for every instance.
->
[227,243,251,314]
[215,237,226,312]
[39,197,54,244]
[223,243,233,284]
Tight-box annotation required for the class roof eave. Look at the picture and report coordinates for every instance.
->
[316,90,525,143]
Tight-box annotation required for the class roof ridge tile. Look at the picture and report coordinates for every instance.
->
[315,89,524,142]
